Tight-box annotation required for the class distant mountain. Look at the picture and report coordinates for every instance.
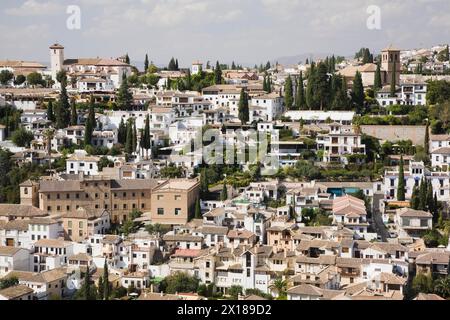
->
[272,52,349,66]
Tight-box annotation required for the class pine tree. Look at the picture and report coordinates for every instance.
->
[221,182,228,201]
[103,260,110,300]
[84,96,96,146]
[390,60,397,97]
[117,74,133,110]
[195,198,202,219]
[214,61,222,85]
[70,99,77,126]
[47,101,55,123]
[397,155,406,201]
[374,62,382,91]
[125,119,133,155]
[295,72,306,110]
[144,54,149,73]
[238,88,249,124]
[352,71,365,112]
[284,75,294,110]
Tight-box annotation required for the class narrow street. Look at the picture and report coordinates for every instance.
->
[372,193,390,242]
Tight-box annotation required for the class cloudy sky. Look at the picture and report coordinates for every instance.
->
[0,0,449,67]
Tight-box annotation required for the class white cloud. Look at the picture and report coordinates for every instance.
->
[4,0,63,16]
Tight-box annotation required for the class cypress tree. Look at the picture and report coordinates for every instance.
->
[374,62,382,91]
[70,99,77,126]
[47,101,55,123]
[56,78,70,129]
[263,76,268,92]
[125,54,130,65]
[295,72,306,110]
[118,118,126,144]
[418,178,427,211]
[390,60,397,97]
[352,71,365,112]
[84,96,96,146]
[144,54,149,73]
[433,193,439,223]
[332,75,350,110]
[238,88,249,124]
[195,198,202,219]
[185,69,192,90]
[267,76,272,93]
[143,114,151,159]
[125,119,133,155]
[214,61,222,85]
[132,119,137,154]
[426,180,434,212]
[411,185,420,210]
[83,269,93,300]
[424,123,430,155]
[284,75,294,110]
[98,276,104,300]
[103,260,110,300]
[200,168,209,195]
[306,62,316,109]
[221,182,228,201]
[314,62,331,110]
[397,155,406,201]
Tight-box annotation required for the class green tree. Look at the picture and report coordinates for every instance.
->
[374,61,382,91]
[98,276,104,300]
[47,101,55,123]
[26,72,43,87]
[55,77,70,129]
[75,269,97,300]
[418,178,428,211]
[411,185,420,210]
[125,54,130,65]
[117,74,133,110]
[397,155,406,201]
[284,75,294,110]
[352,71,365,111]
[70,99,78,126]
[306,62,316,109]
[118,118,127,145]
[228,285,243,300]
[313,62,331,110]
[84,96,96,146]
[238,88,249,124]
[200,168,209,195]
[214,61,222,85]
[168,57,177,71]
[142,114,151,159]
[412,273,434,295]
[103,260,110,300]
[11,128,34,147]
[132,119,137,155]
[159,272,199,294]
[194,198,202,219]
[125,119,134,155]
[220,182,228,201]
[0,277,18,289]
[424,123,430,155]
[0,70,14,86]
[434,276,450,299]
[14,74,26,86]
[144,54,149,73]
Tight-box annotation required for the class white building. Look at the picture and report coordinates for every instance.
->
[249,92,284,123]
[0,247,30,276]
[66,150,100,176]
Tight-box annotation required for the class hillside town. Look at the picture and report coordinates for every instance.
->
[1,42,450,302]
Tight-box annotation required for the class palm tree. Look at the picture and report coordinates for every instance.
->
[269,277,288,299]
[434,276,450,299]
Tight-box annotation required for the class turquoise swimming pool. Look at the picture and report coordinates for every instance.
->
[327,187,360,197]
